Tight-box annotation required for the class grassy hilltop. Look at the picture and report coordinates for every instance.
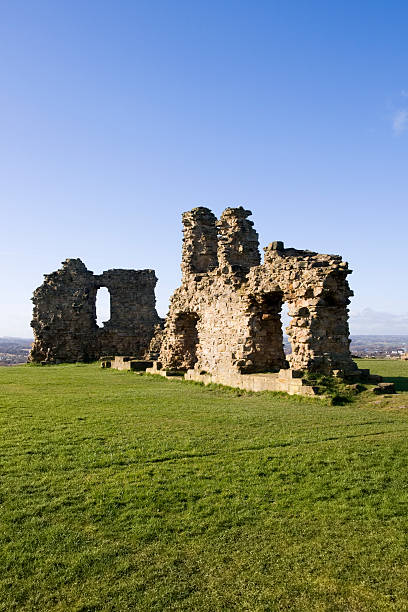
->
[1,361,408,611]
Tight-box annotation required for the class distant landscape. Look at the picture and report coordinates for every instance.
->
[0,337,32,365]
[2,335,408,366]
[284,336,408,359]
[350,335,408,358]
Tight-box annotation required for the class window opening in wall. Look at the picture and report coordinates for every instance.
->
[281,302,293,356]
[96,287,111,328]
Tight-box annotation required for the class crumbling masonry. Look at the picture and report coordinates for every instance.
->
[30,207,360,395]
[151,206,358,392]
[29,258,161,363]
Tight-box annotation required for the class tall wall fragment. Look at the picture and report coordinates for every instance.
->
[181,207,218,278]
[29,258,161,363]
[217,207,260,271]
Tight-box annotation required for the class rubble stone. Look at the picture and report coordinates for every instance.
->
[372,382,396,394]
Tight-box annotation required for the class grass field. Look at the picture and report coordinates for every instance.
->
[1,361,408,611]
[356,358,408,391]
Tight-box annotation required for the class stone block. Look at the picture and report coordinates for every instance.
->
[372,382,396,395]
[129,360,153,371]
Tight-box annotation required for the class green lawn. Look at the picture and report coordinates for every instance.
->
[356,358,408,391]
[1,363,408,611]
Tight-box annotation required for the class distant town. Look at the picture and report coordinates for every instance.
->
[2,335,408,366]
[349,335,408,359]
[283,335,408,360]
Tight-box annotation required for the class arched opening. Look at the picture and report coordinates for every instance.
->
[96,287,111,328]
[173,312,199,370]
[246,292,287,372]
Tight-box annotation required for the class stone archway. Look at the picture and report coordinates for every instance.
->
[172,312,200,370]
[244,291,288,373]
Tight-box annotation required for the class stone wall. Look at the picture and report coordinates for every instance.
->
[29,258,161,363]
[30,209,358,382]
[157,207,357,377]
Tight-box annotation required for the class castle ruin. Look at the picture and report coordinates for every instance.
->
[148,206,358,393]
[30,207,360,395]
[29,258,161,363]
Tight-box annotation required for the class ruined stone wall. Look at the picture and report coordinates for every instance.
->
[96,268,161,357]
[29,259,161,363]
[248,243,354,373]
[158,207,357,376]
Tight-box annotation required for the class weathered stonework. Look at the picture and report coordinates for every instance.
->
[31,207,362,395]
[156,206,358,383]
[29,258,161,363]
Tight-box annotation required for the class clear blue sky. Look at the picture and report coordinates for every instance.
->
[1,0,407,337]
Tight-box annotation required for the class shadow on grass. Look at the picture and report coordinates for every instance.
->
[382,376,408,392]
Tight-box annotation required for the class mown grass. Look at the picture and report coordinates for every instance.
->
[1,362,408,611]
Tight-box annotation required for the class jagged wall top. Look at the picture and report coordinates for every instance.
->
[217,207,260,271]
[181,206,260,279]
[181,207,218,277]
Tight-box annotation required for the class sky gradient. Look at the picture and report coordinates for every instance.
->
[1,0,407,336]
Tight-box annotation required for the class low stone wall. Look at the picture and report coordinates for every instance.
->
[145,362,186,378]
[184,368,318,396]
[144,361,318,396]
[106,357,378,397]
